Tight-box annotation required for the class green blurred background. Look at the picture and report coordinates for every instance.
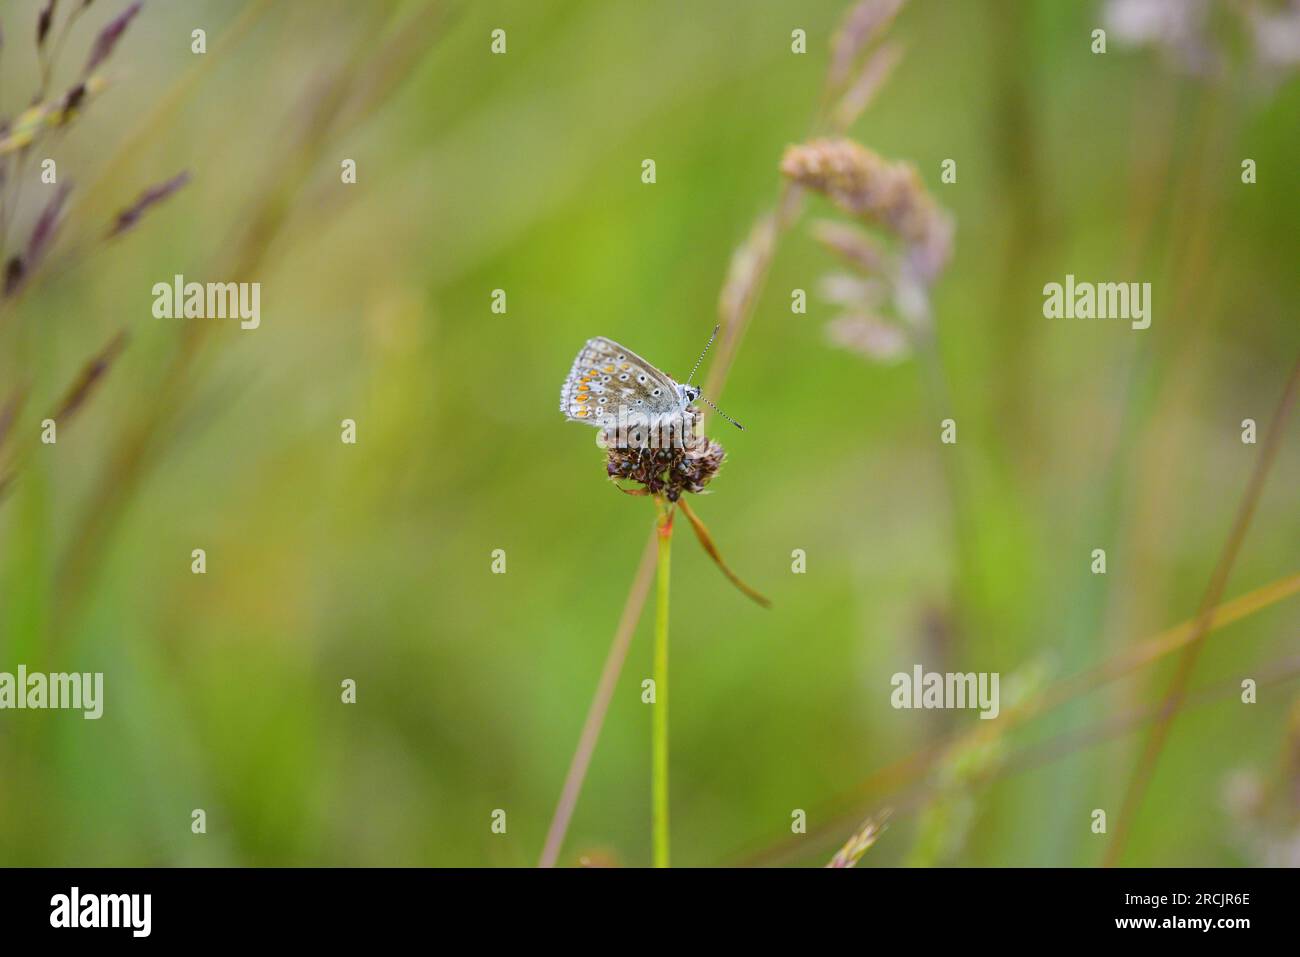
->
[0,0,1297,866]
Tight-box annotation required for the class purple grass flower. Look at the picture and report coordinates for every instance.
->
[106,170,190,238]
[38,1,58,49]
[84,0,141,75]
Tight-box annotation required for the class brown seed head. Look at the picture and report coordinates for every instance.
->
[781,139,936,245]
[605,429,725,502]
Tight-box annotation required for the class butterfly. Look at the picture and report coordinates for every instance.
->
[558,326,743,430]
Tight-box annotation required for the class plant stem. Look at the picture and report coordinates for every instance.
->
[652,496,674,867]
[537,533,657,868]
[914,323,979,638]
[1104,353,1300,867]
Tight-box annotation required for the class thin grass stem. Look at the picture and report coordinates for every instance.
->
[652,496,674,867]
[732,568,1300,865]
[537,533,657,868]
[1104,353,1300,866]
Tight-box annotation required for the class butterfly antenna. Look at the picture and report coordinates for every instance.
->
[685,324,721,386]
[698,393,744,431]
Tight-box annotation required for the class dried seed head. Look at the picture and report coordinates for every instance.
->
[781,139,941,247]
[605,430,725,502]
[785,139,952,286]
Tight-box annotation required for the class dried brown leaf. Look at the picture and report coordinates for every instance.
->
[677,497,771,608]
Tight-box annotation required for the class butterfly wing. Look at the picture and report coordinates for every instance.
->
[560,337,682,427]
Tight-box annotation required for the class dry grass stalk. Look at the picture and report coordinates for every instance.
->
[676,497,771,608]
[1104,356,1300,866]
[717,212,777,334]
[832,40,904,131]
[828,0,906,92]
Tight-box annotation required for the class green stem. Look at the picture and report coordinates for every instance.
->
[915,322,979,649]
[652,497,673,867]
